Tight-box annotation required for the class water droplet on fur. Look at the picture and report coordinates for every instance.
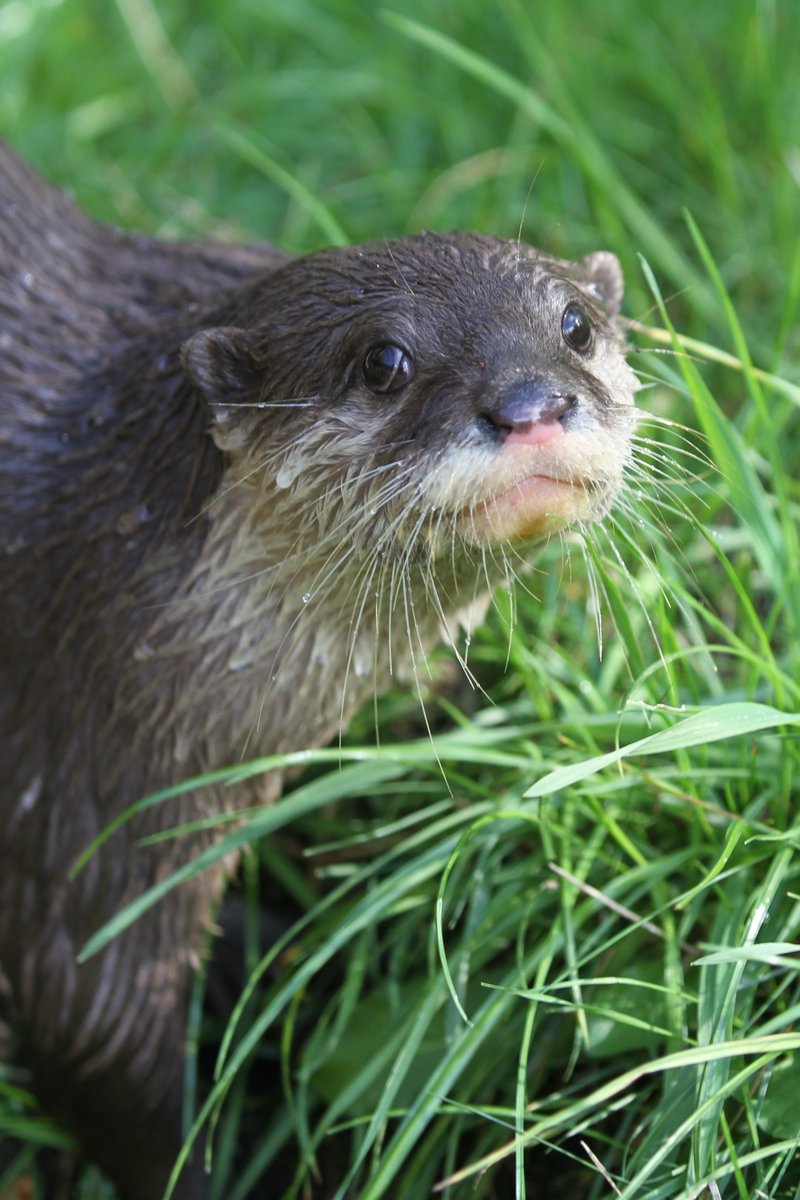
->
[18,776,42,813]
[276,461,302,489]
[22,271,34,287]
[302,592,311,604]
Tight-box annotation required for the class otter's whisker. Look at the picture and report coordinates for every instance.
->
[207,397,319,409]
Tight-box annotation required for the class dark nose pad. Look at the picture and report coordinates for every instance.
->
[484,380,576,436]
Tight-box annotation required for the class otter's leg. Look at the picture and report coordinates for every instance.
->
[23,1039,208,1199]
[4,873,218,1200]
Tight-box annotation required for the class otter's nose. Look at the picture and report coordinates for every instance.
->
[484,380,576,444]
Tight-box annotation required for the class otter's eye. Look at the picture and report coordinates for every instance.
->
[561,304,593,355]
[361,344,414,394]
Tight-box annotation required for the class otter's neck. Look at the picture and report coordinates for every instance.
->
[119,459,490,787]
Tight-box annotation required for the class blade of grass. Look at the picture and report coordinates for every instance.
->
[526,702,800,798]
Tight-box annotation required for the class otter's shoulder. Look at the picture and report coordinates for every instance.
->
[0,139,292,334]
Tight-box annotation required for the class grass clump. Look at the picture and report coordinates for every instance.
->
[1,1,800,1198]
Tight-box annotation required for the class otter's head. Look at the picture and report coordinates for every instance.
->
[183,232,638,565]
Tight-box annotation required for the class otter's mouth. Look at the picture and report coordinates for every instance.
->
[459,471,595,544]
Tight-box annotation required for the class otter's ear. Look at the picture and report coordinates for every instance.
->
[182,327,263,410]
[576,251,625,319]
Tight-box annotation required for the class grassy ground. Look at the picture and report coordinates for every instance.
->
[2,1,800,1197]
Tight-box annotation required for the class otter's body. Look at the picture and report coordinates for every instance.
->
[0,141,638,1198]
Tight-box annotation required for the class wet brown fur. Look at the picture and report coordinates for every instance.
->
[0,141,638,1198]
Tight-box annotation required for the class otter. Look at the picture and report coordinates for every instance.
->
[0,140,638,1198]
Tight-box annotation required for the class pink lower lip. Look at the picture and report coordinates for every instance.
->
[496,472,571,510]
[460,470,585,547]
[507,471,558,490]
[472,472,573,520]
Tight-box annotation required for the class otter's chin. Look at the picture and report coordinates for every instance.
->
[460,473,598,545]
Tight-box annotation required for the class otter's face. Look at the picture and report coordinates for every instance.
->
[183,233,638,556]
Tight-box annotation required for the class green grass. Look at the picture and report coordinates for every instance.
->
[2,1,800,1197]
